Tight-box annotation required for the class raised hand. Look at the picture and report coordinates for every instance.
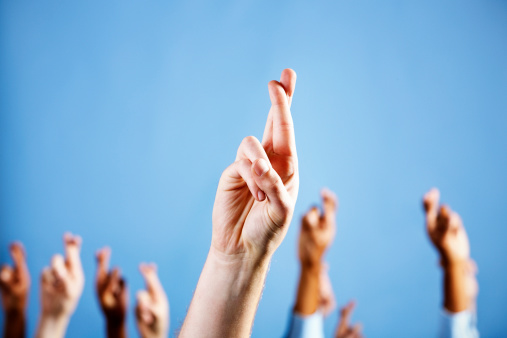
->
[135,263,169,338]
[180,69,299,338]
[299,188,337,267]
[0,242,30,338]
[335,301,362,338]
[36,233,84,338]
[211,68,298,262]
[294,189,338,316]
[423,188,473,312]
[95,247,128,338]
[423,188,470,265]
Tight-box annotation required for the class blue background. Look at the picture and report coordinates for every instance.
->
[1,1,506,337]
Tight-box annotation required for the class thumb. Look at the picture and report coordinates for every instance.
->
[251,158,292,225]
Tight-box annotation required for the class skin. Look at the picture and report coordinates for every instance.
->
[464,259,479,312]
[36,233,85,338]
[295,189,337,315]
[335,301,363,338]
[95,247,128,338]
[135,263,169,338]
[319,263,337,317]
[0,242,30,338]
[423,188,472,313]
[179,68,299,338]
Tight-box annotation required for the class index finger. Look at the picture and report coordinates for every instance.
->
[63,232,82,272]
[139,263,165,299]
[336,301,356,337]
[280,68,297,108]
[321,188,338,223]
[262,69,297,148]
[263,69,296,156]
[96,247,111,283]
[10,242,29,277]
[423,188,440,233]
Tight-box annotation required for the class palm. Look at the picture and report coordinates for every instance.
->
[212,69,298,257]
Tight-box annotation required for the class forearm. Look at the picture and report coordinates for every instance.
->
[294,263,321,315]
[442,261,469,313]
[35,314,70,338]
[4,310,26,338]
[179,247,270,338]
[106,320,127,338]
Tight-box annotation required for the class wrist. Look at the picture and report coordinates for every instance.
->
[441,257,468,271]
[209,245,271,277]
[106,319,127,338]
[300,259,322,272]
[5,306,26,317]
[106,317,126,328]
[441,259,470,313]
[37,313,70,338]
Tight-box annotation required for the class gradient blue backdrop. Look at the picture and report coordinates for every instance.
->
[1,1,506,337]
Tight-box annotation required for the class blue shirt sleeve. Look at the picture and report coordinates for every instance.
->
[285,311,325,338]
[440,309,479,338]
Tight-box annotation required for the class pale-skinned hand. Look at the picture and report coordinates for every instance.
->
[211,68,298,262]
[135,263,170,338]
[40,233,84,318]
[423,188,470,265]
[335,301,363,338]
[95,247,128,325]
[0,242,30,314]
[319,262,337,316]
[299,188,337,267]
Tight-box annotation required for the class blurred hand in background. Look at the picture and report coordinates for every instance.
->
[294,188,337,315]
[36,233,84,338]
[424,188,470,266]
[335,301,362,338]
[0,242,30,338]
[135,263,169,338]
[423,188,479,337]
[423,188,473,313]
[95,247,128,338]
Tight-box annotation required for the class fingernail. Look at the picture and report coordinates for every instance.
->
[254,159,269,176]
[258,190,266,201]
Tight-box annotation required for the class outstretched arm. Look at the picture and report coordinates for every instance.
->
[0,242,30,338]
[179,69,299,338]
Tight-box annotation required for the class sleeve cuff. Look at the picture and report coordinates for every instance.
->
[440,309,479,338]
[286,311,325,338]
